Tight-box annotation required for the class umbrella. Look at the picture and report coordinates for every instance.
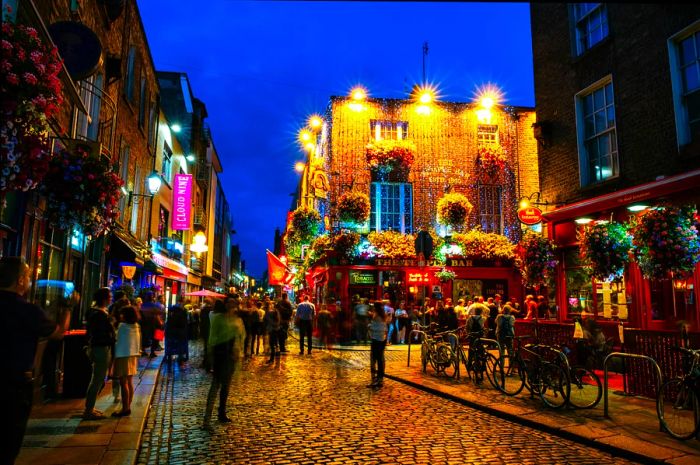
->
[184,289,227,298]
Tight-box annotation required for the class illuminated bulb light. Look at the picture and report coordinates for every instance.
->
[294,162,305,173]
[627,205,649,212]
[351,87,366,101]
[475,83,503,110]
[481,97,494,110]
[299,129,312,143]
[171,123,182,133]
[519,199,530,209]
[419,91,433,104]
[348,102,364,112]
[308,115,323,129]
[305,142,315,152]
[575,218,593,224]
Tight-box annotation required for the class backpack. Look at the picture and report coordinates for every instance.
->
[499,315,514,338]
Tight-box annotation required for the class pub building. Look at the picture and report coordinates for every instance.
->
[286,84,540,339]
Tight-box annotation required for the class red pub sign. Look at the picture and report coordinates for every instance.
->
[517,206,543,225]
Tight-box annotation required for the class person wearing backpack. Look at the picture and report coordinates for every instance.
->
[496,304,516,359]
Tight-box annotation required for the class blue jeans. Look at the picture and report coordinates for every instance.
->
[85,346,111,413]
[370,339,387,382]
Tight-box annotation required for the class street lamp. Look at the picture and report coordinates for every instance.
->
[190,230,208,256]
[128,170,162,206]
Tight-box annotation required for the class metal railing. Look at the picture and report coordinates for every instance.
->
[603,352,663,431]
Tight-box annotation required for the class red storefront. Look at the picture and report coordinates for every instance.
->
[151,252,188,308]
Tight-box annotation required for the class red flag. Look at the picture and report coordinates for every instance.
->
[267,250,289,285]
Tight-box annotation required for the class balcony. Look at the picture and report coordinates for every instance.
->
[194,206,207,227]
[196,161,211,184]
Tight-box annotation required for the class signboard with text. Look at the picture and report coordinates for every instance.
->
[172,174,192,230]
[349,271,377,285]
[518,206,543,225]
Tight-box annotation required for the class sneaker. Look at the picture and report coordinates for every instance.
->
[83,410,106,420]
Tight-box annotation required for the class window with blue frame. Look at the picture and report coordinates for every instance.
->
[478,184,503,234]
[370,182,413,233]
[124,46,136,102]
[677,29,700,141]
[572,3,608,56]
[576,78,618,186]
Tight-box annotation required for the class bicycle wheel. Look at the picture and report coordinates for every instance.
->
[484,353,500,390]
[657,378,700,440]
[568,366,602,409]
[436,343,457,377]
[539,362,570,409]
[494,356,526,396]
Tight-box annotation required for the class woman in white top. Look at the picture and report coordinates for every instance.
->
[112,306,141,417]
[367,302,389,388]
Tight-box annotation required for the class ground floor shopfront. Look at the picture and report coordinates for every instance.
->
[307,257,524,342]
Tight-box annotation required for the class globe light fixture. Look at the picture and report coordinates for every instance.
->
[170,123,182,133]
[186,154,196,162]
[308,115,323,131]
[294,162,305,173]
[351,86,366,101]
[298,129,312,144]
[190,230,208,255]
[146,170,162,195]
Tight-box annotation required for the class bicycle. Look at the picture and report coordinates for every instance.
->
[493,337,570,408]
[463,331,500,388]
[418,327,454,376]
[657,346,700,440]
[555,344,602,409]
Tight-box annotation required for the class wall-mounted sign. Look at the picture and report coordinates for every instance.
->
[518,206,543,225]
[349,271,377,285]
[172,174,192,230]
[311,168,330,198]
[407,272,431,284]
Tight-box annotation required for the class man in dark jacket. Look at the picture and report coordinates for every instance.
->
[275,293,294,353]
[1,257,69,464]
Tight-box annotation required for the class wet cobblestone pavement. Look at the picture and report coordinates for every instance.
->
[137,343,637,465]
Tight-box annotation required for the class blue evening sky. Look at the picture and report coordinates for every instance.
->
[137,1,535,278]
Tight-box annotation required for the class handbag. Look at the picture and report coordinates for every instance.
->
[154,329,165,341]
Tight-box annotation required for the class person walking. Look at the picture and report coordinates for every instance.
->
[83,287,116,420]
[111,306,141,417]
[486,297,499,339]
[264,301,281,363]
[200,298,214,369]
[165,302,189,365]
[316,304,333,349]
[295,294,315,355]
[384,300,396,345]
[275,293,294,353]
[253,301,266,355]
[203,299,244,427]
[2,257,69,464]
[367,302,389,388]
[394,301,409,344]
[353,298,370,343]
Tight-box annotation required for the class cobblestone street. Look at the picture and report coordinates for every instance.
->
[137,343,636,465]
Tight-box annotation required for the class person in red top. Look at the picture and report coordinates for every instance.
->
[1,257,69,464]
[524,295,538,319]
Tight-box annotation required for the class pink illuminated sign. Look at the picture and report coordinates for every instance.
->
[171,174,192,230]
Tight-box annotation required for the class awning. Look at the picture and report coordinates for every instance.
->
[542,168,700,223]
[143,259,163,275]
[110,231,146,266]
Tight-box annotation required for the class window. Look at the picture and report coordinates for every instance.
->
[670,25,700,145]
[576,78,618,185]
[478,185,502,233]
[572,3,608,56]
[118,143,130,222]
[130,167,141,236]
[147,99,157,147]
[138,78,147,128]
[161,144,172,185]
[158,206,169,240]
[76,73,103,141]
[370,120,408,141]
[477,124,499,146]
[369,182,413,233]
[124,46,136,102]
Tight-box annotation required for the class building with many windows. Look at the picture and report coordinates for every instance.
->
[530,3,700,337]
[286,89,539,332]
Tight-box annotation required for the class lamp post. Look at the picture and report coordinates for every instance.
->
[127,170,162,243]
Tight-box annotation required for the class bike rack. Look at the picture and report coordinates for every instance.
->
[479,337,503,356]
[407,329,427,367]
[603,352,663,431]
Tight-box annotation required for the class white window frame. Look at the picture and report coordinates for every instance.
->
[668,20,700,147]
[571,3,609,56]
[477,124,499,146]
[370,182,413,234]
[574,75,619,186]
[370,120,409,141]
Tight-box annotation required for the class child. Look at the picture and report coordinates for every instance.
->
[112,306,141,417]
[367,302,389,388]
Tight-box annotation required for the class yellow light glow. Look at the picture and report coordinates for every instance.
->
[519,199,530,209]
[475,83,503,110]
[351,86,367,101]
[348,102,364,112]
[419,91,433,104]
[416,104,431,115]
[294,162,305,173]
[305,142,315,152]
[476,108,492,124]
[308,115,323,130]
[299,129,312,143]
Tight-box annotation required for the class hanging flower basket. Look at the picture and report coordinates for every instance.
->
[366,139,415,182]
[290,206,321,240]
[435,268,456,283]
[518,230,558,288]
[476,145,507,183]
[337,191,370,224]
[452,229,516,262]
[630,205,700,280]
[332,231,360,259]
[579,222,633,281]
[367,231,415,259]
[437,193,473,230]
[1,22,63,194]
[42,143,123,237]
